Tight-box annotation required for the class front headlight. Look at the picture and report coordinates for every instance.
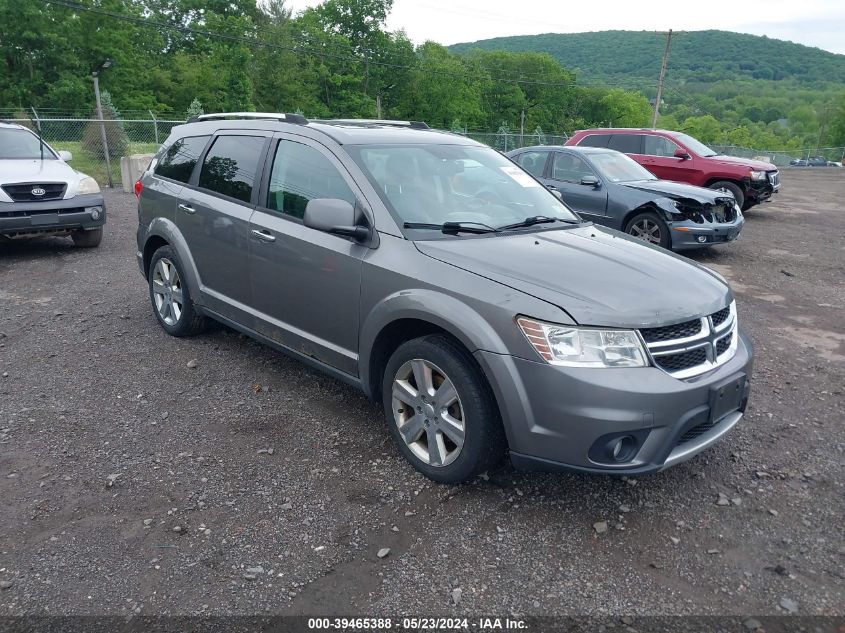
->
[517,317,649,368]
[77,176,100,195]
[749,170,766,181]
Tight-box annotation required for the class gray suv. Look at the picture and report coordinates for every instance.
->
[135,113,753,483]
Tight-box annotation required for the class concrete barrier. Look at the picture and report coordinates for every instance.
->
[120,154,155,193]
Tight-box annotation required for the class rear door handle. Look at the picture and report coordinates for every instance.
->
[251,229,276,243]
[178,203,196,214]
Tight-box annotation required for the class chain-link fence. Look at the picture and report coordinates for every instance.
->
[4,115,182,185]
[458,131,570,152]
[710,144,845,167]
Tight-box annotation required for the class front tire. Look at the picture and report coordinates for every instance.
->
[625,211,671,249]
[709,180,745,209]
[382,334,506,484]
[72,227,102,248]
[148,245,207,337]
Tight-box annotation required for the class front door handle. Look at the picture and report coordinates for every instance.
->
[178,203,196,214]
[251,229,276,243]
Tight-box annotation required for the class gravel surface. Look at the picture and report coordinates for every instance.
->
[0,170,842,616]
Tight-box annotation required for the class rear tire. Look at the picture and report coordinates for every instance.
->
[625,211,671,249]
[709,181,745,209]
[72,227,102,248]
[148,245,207,337]
[381,334,506,483]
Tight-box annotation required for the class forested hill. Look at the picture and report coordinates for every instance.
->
[450,30,845,87]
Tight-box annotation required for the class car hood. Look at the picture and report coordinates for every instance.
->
[620,179,729,204]
[0,159,83,202]
[704,154,775,171]
[415,225,732,328]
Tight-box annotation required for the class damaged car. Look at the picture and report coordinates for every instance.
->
[507,145,744,251]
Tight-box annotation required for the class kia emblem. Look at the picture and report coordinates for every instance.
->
[31,187,46,197]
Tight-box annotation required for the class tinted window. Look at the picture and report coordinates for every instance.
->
[197,136,265,203]
[608,134,643,154]
[267,140,355,219]
[551,153,594,182]
[643,135,680,157]
[514,151,548,177]
[577,134,610,148]
[154,135,210,183]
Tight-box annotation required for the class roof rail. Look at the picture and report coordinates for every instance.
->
[191,112,310,125]
[315,118,430,130]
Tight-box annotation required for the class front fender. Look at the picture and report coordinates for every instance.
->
[143,217,203,302]
[358,289,513,400]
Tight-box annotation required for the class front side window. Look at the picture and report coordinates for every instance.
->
[0,128,58,160]
[198,135,265,203]
[643,135,680,157]
[672,132,717,157]
[347,143,580,234]
[590,151,657,183]
[155,135,210,184]
[266,140,355,219]
[514,151,548,177]
[551,153,595,182]
[608,134,643,154]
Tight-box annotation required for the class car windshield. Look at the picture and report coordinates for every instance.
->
[346,143,580,233]
[0,128,58,160]
[673,132,717,157]
[589,151,657,183]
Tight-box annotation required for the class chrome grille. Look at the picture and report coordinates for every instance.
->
[768,171,780,189]
[641,301,738,379]
[2,182,66,202]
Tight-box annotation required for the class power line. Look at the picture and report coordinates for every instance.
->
[40,0,606,90]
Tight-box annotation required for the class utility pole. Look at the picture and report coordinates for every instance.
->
[376,94,382,119]
[520,109,525,147]
[92,66,114,188]
[651,29,673,130]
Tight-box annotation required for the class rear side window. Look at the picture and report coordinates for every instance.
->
[154,135,210,183]
[577,134,610,148]
[198,135,266,203]
[266,140,355,219]
[514,151,548,177]
[608,134,643,154]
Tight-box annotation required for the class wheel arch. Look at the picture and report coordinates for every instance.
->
[141,218,202,298]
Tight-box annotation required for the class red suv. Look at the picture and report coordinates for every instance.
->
[566,128,779,210]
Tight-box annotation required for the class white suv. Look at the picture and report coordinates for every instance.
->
[0,122,106,247]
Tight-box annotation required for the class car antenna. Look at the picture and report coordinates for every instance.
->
[29,107,44,161]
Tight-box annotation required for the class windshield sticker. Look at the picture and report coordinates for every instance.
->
[500,165,540,187]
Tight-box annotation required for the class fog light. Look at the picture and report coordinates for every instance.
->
[86,206,102,220]
[697,235,707,243]
[609,435,637,462]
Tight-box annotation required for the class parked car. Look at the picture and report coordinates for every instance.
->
[807,156,831,167]
[566,128,779,210]
[0,122,105,246]
[507,146,744,251]
[135,113,752,484]
[789,158,808,167]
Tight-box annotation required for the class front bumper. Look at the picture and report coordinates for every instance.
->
[0,193,106,237]
[668,214,745,250]
[746,172,779,202]
[475,327,754,475]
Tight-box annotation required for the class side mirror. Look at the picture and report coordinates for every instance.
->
[550,189,563,200]
[58,150,73,161]
[580,175,600,187]
[673,149,691,160]
[303,198,369,241]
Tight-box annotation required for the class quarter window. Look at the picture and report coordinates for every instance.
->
[608,134,643,154]
[514,151,548,177]
[643,135,681,157]
[154,135,210,183]
[267,140,355,219]
[198,135,265,203]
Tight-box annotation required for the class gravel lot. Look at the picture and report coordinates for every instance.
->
[1,170,842,617]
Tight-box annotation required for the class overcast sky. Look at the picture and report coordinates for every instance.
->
[283,0,845,55]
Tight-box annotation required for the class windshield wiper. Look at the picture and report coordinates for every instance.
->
[403,221,500,234]
[497,216,575,231]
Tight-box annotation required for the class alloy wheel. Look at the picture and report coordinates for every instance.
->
[151,258,184,326]
[629,218,662,244]
[391,359,465,467]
